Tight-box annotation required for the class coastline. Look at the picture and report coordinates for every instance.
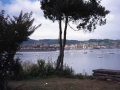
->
[18,49,57,52]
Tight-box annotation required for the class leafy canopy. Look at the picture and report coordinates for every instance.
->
[40,0,109,31]
[0,10,41,77]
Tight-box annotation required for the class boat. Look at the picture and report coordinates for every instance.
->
[84,52,87,54]
[109,52,115,54]
[98,56,103,58]
[70,52,74,55]
[83,45,87,54]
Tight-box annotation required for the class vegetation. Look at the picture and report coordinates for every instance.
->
[21,39,120,46]
[1,58,118,90]
[88,39,120,46]
[39,0,110,70]
[21,39,80,45]
[0,10,41,90]
[10,59,74,80]
[9,59,120,90]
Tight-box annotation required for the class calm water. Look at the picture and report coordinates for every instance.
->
[15,49,120,75]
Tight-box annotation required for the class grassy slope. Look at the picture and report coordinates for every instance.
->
[9,77,120,90]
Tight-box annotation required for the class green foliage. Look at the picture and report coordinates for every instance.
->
[69,73,93,80]
[29,64,39,77]
[37,59,46,77]
[45,60,55,76]
[11,58,24,80]
[22,61,36,79]
[21,39,80,45]
[40,0,110,70]
[0,10,41,77]
[10,59,74,80]
[88,39,120,46]
[40,0,109,31]
[9,59,94,81]
[75,73,85,79]
[62,64,74,77]
[0,10,41,89]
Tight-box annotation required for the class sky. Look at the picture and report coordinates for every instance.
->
[0,0,120,41]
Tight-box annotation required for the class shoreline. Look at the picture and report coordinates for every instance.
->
[18,49,57,52]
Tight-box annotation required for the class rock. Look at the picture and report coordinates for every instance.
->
[92,69,120,82]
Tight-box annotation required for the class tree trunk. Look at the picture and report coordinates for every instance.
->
[60,16,68,69]
[56,17,62,70]
[56,16,68,71]
[0,76,7,90]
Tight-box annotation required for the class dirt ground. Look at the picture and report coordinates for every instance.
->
[9,77,120,90]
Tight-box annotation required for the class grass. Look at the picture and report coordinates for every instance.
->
[9,77,120,90]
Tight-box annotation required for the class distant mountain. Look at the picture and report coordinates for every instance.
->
[21,39,80,45]
[87,39,120,46]
[21,39,120,46]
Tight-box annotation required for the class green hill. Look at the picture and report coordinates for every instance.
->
[21,39,120,46]
[21,39,80,45]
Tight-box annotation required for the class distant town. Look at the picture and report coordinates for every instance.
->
[19,39,120,51]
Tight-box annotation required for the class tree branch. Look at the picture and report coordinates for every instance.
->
[68,22,80,31]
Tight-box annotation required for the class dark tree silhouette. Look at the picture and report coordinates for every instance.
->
[0,10,41,90]
[39,0,110,71]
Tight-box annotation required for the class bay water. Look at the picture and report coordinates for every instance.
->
[15,49,120,75]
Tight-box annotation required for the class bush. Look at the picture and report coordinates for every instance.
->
[46,60,55,76]
[63,64,74,76]
[9,58,93,80]
[10,58,24,80]
[22,61,33,79]
[9,59,75,80]
[37,59,46,77]
[75,73,84,79]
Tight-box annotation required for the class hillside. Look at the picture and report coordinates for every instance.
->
[21,39,80,45]
[21,39,120,46]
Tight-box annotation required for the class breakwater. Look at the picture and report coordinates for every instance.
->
[92,69,120,82]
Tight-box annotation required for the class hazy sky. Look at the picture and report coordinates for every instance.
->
[0,0,120,40]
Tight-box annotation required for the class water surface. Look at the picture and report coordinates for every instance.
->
[15,49,120,75]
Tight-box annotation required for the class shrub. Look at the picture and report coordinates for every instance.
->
[10,57,24,80]
[10,59,75,80]
[75,73,84,79]
[63,64,74,76]
[37,59,47,77]
[46,60,55,76]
